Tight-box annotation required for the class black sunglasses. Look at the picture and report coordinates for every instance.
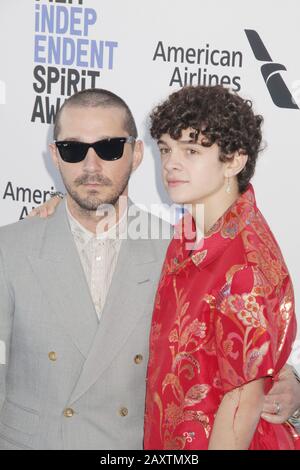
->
[55,136,136,163]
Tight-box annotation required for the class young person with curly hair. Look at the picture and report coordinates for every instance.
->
[144,85,299,450]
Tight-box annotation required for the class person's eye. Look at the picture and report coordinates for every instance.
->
[186,147,199,155]
[159,147,170,155]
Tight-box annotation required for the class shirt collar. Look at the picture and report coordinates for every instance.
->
[66,199,128,247]
[168,184,258,273]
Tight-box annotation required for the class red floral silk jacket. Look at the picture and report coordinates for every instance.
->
[144,184,298,450]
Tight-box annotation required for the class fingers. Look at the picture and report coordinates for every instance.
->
[263,394,292,421]
[27,210,36,218]
[26,195,62,218]
[262,366,300,424]
[27,207,48,218]
[45,195,62,215]
[262,399,280,416]
[43,204,55,216]
[51,196,62,210]
[38,207,50,218]
[261,398,288,423]
[261,412,286,424]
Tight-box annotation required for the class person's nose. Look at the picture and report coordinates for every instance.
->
[82,146,102,171]
[163,148,182,172]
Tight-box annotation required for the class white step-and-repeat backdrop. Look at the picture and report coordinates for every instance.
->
[0,0,299,365]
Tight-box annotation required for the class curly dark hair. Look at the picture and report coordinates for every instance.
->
[150,85,263,193]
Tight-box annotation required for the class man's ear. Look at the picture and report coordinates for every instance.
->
[49,143,60,170]
[224,151,248,178]
[132,140,143,172]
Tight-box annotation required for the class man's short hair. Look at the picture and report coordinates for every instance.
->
[54,88,138,140]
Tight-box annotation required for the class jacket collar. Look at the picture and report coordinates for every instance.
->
[167,184,257,274]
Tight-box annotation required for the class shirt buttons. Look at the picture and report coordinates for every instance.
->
[48,351,57,361]
[119,407,128,417]
[64,408,74,418]
[134,354,143,364]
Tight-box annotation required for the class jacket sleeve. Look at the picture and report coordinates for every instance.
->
[214,265,296,394]
[0,246,14,410]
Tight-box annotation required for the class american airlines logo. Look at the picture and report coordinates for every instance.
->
[245,29,299,110]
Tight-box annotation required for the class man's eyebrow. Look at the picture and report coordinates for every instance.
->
[157,139,167,145]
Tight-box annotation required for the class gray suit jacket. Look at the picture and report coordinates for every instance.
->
[0,202,171,449]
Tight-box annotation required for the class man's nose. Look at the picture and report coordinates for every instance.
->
[82,146,102,171]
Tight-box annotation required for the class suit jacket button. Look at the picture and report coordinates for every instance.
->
[119,407,128,417]
[64,408,74,418]
[134,354,143,364]
[48,351,57,361]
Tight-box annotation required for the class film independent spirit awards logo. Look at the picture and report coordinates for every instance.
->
[245,29,299,110]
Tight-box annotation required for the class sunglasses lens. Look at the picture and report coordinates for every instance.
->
[94,138,126,161]
[56,142,88,163]
[56,138,131,163]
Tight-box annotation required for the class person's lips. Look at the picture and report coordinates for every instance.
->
[167,179,188,187]
[81,180,109,187]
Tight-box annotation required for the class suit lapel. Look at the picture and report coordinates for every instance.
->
[27,203,98,358]
[27,200,166,403]
[69,213,161,404]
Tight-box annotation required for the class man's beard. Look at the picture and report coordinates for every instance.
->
[61,165,132,212]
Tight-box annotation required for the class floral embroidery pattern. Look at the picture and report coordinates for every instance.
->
[144,185,297,450]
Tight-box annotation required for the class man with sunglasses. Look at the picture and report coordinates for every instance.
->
[0,88,171,449]
[1,88,299,450]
